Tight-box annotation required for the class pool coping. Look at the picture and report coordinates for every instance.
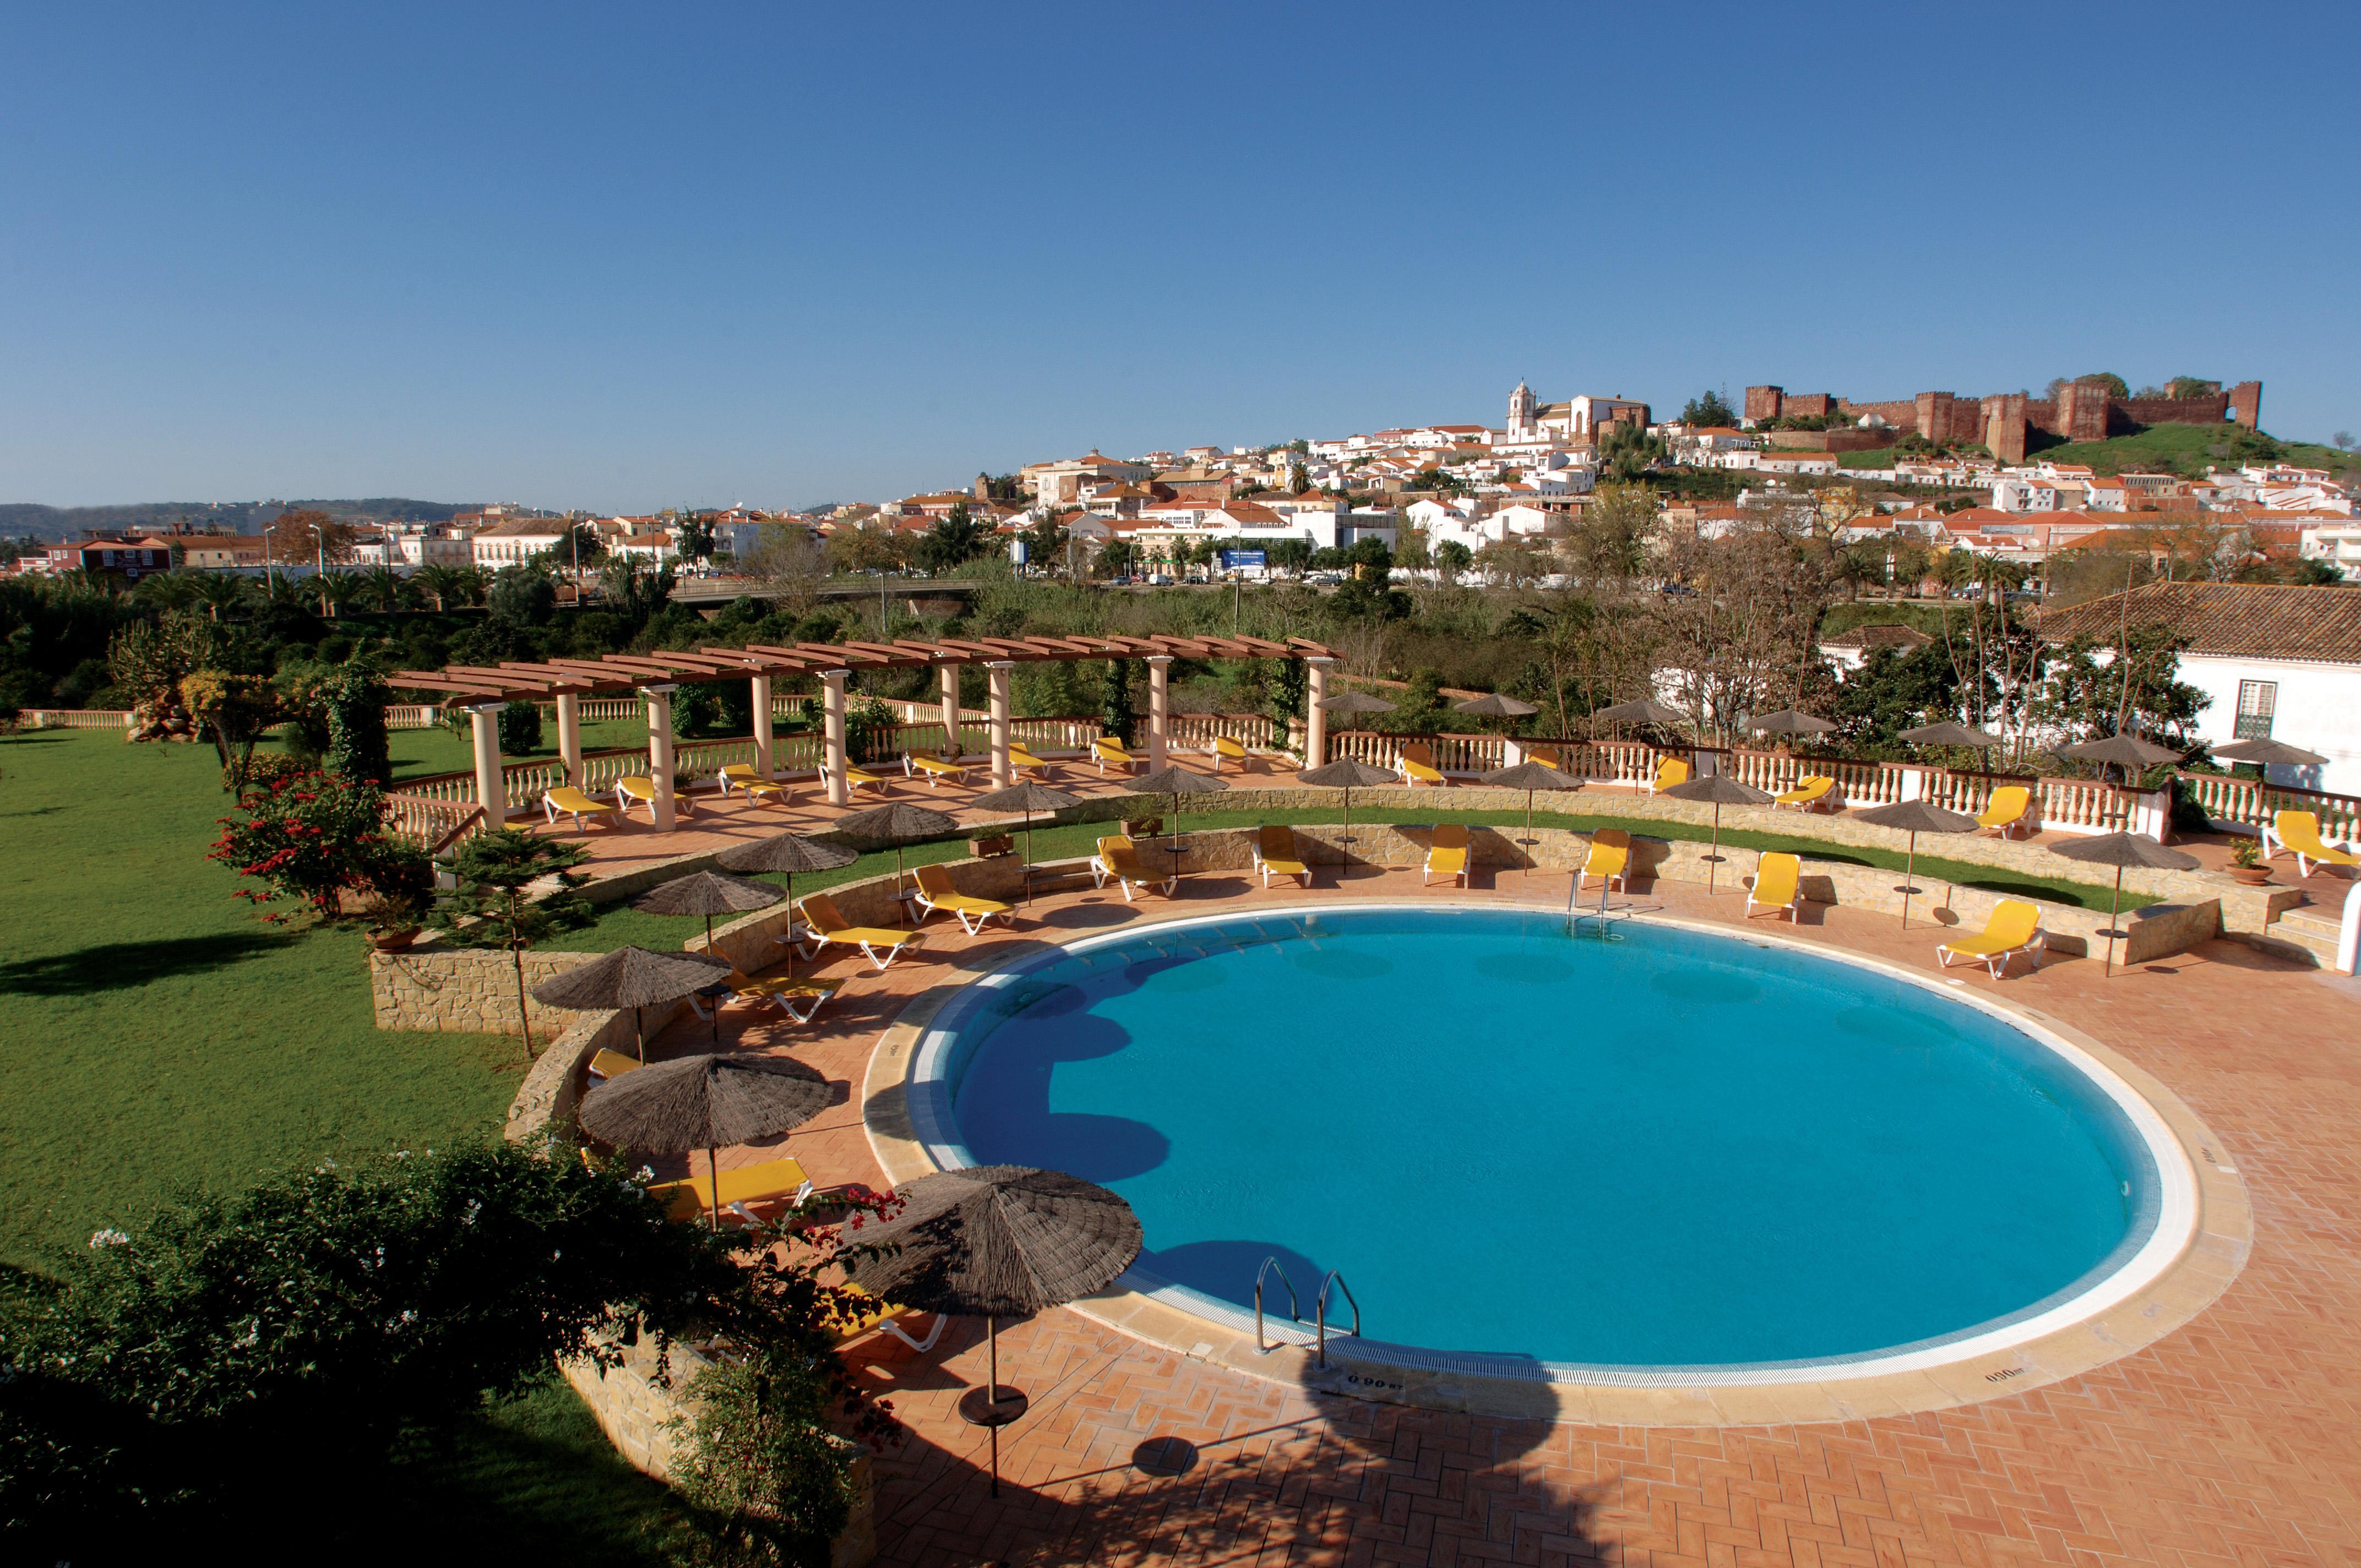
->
[859,893,2252,1427]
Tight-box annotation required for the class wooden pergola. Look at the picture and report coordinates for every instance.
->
[390,633,1339,829]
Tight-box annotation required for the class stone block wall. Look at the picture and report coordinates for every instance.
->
[369,943,608,1035]
[562,1337,877,1567]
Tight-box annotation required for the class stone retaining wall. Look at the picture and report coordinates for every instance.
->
[368,944,606,1035]
[562,1337,876,1568]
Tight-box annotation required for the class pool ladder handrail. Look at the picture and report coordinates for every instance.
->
[1315,1269,1361,1370]
[1252,1256,1300,1354]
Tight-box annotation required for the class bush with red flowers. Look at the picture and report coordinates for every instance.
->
[206,769,412,923]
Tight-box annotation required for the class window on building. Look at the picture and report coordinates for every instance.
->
[2234,679,2277,740]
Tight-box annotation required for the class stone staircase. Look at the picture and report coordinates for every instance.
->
[2256,900,2348,968]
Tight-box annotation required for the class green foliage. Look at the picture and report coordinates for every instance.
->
[843,695,896,763]
[1830,645,1962,753]
[2036,624,2207,771]
[0,1140,742,1557]
[1597,422,1666,481]
[106,608,216,711]
[1101,658,1138,743]
[2167,375,2217,400]
[673,684,721,739]
[206,768,411,923]
[2074,372,2130,399]
[499,699,544,753]
[916,504,991,575]
[432,829,593,1055]
[1679,389,1739,428]
[319,666,393,786]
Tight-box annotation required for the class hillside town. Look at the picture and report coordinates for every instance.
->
[15,375,2359,596]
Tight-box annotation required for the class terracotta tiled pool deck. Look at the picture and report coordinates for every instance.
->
[630,854,2361,1566]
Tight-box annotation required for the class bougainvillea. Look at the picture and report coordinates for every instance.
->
[206,768,404,923]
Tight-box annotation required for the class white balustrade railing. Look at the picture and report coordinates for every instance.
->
[1165,712,1280,751]
[20,709,134,729]
[2177,770,2361,844]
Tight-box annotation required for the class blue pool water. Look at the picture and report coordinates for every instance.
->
[944,908,2156,1369]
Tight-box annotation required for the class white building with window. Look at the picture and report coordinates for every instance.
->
[2038,581,2361,794]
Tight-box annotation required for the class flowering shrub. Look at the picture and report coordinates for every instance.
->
[206,768,407,923]
[0,1142,905,1559]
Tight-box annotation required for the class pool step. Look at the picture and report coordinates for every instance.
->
[2257,905,2343,968]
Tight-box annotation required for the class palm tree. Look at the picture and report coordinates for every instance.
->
[363,565,411,613]
[317,571,369,618]
[192,571,253,622]
[413,564,463,613]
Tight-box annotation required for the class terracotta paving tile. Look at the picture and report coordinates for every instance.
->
[610,851,2361,1566]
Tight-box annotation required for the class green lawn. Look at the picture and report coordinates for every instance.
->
[385,716,651,782]
[0,727,691,1558]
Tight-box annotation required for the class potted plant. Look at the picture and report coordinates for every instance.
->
[2227,836,2272,886]
[360,839,437,949]
[360,889,431,950]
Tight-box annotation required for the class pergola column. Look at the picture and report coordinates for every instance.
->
[1146,655,1172,771]
[938,661,962,760]
[468,703,508,823]
[643,684,678,832]
[821,669,851,805]
[987,661,1014,788]
[1304,656,1332,767]
[555,692,583,788]
[751,673,775,778]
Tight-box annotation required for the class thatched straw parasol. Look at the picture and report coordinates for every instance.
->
[2212,737,2327,767]
[1477,759,1584,864]
[1746,710,1835,738]
[1315,690,1397,716]
[715,832,860,979]
[1850,798,1979,929]
[530,946,734,1061]
[2044,831,2200,977]
[844,1165,1141,1496]
[631,870,783,952]
[1898,720,2001,748]
[579,1052,832,1229]
[1453,692,1538,721]
[971,781,1081,904]
[1658,774,1775,894]
[832,801,960,911]
[2053,732,2185,783]
[1129,765,1230,881]
[1297,756,1397,861]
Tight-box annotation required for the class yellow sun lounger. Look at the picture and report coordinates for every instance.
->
[793,892,922,970]
[912,863,1014,935]
[1090,835,1176,900]
[1746,852,1801,919]
[1210,736,1253,774]
[1093,737,1138,775]
[1647,758,1690,795]
[1526,748,1562,770]
[1423,823,1469,887]
[649,1156,814,1225]
[684,968,837,1026]
[614,775,694,823]
[1977,785,2032,839]
[823,761,892,796]
[587,1048,641,1080]
[544,786,624,834]
[1007,745,1052,777]
[904,753,968,787]
[2263,810,2358,876]
[1935,899,2045,978]
[1253,824,1310,889]
[1399,742,1446,787]
[1579,828,1630,894]
[716,764,793,804]
[1774,776,1836,813]
[834,1283,948,1353]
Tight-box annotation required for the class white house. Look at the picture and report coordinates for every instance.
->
[2039,581,2361,796]
[470,518,570,568]
[2301,524,2361,582]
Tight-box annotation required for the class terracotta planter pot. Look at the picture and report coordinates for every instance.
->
[2228,866,2273,886]
[368,927,422,952]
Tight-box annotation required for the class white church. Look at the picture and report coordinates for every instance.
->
[1504,381,1651,445]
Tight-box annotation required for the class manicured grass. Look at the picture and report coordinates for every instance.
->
[2023,423,2351,477]
[561,800,2147,951]
[384,716,650,781]
[0,729,525,1264]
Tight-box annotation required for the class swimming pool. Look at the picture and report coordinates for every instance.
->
[913,906,2182,1375]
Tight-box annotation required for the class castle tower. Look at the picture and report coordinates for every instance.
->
[1507,380,1537,437]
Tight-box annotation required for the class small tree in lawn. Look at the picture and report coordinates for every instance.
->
[432,829,592,1059]
[207,770,397,923]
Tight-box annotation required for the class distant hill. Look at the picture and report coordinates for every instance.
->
[0,498,480,543]
[1838,425,2357,480]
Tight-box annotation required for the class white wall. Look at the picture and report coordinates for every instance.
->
[2183,653,2361,794]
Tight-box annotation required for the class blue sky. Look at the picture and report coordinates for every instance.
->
[3,2,2353,511]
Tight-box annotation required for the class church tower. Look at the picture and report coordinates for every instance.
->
[1507,380,1538,438]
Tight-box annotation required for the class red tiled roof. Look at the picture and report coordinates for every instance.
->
[2037,582,2361,663]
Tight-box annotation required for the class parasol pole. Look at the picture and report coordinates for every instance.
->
[708,1145,721,1232]
[986,1313,1003,1497]
[2106,865,2125,978]
[1900,830,1918,930]
[634,1004,646,1063]
[1021,807,1034,907]
[1707,802,1723,895]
